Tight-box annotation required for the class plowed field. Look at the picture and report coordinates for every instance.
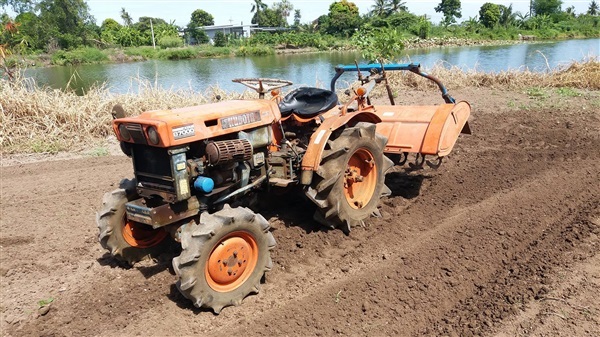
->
[2,88,599,337]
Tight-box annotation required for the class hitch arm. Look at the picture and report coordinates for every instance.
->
[330,63,456,104]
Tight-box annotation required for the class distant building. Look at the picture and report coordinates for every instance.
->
[184,23,293,45]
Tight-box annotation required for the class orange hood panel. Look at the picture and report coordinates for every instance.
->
[112,100,281,148]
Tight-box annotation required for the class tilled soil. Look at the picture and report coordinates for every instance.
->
[1,88,599,337]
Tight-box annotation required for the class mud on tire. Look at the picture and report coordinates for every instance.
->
[172,205,276,314]
[96,178,169,266]
[305,122,393,233]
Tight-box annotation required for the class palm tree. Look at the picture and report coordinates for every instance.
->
[588,0,599,15]
[388,0,408,14]
[370,0,388,17]
[499,4,517,27]
[250,0,268,25]
[251,0,268,15]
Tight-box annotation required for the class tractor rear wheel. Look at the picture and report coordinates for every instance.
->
[306,122,393,233]
[172,205,276,314]
[97,179,169,265]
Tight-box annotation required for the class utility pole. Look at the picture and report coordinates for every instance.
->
[150,19,156,49]
[530,0,533,16]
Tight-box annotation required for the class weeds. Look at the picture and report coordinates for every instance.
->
[555,87,581,97]
[527,87,550,100]
[37,298,53,307]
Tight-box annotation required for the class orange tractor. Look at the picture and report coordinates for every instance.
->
[97,63,470,313]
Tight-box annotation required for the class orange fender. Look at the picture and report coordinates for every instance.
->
[300,110,381,184]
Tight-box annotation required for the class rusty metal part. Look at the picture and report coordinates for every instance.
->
[125,196,203,229]
[232,78,293,99]
[206,139,253,166]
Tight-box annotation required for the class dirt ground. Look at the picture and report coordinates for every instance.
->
[1,87,599,337]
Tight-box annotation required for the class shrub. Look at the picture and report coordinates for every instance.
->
[157,47,196,60]
[158,36,184,49]
[51,47,109,66]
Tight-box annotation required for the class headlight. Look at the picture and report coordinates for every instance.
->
[147,126,160,145]
[118,124,131,141]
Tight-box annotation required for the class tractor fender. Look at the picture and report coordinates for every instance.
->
[300,111,381,185]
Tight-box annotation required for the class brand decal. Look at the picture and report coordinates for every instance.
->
[172,124,195,140]
[221,111,261,129]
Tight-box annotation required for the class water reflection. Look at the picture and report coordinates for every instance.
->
[24,38,599,94]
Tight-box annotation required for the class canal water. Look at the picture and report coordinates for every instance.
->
[25,38,599,94]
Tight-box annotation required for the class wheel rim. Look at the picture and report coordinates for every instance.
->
[343,148,377,209]
[205,231,259,292]
[122,219,167,248]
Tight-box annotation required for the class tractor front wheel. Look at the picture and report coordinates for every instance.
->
[96,179,169,265]
[172,205,276,314]
[306,122,393,233]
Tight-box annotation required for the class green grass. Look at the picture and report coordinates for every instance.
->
[28,139,64,154]
[87,146,109,157]
[526,87,550,100]
[555,87,581,97]
[51,47,109,66]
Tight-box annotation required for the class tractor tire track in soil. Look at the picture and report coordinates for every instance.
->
[1,88,599,336]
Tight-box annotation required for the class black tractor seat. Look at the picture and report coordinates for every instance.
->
[278,87,339,118]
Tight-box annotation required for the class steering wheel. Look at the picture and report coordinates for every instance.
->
[232,78,293,98]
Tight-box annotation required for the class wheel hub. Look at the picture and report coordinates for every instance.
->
[122,220,167,248]
[343,148,377,209]
[205,231,258,292]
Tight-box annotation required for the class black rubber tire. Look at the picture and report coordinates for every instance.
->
[305,122,393,233]
[172,205,276,314]
[96,178,169,266]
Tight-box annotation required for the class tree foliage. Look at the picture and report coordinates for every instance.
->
[435,0,462,26]
[322,0,361,37]
[213,31,227,47]
[120,7,132,26]
[532,0,563,16]
[186,9,214,44]
[352,27,403,63]
[189,9,214,26]
[479,3,501,28]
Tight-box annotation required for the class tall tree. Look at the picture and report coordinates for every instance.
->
[588,0,599,15]
[532,0,562,16]
[189,9,214,26]
[479,2,501,28]
[37,0,96,49]
[0,0,35,13]
[370,0,388,17]
[435,0,462,26]
[250,0,268,24]
[293,9,301,27]
[186,9,213,44]
[120,7,132,26]
[324,0,361,37]
[388,0,407,14]
[499,4,516,26]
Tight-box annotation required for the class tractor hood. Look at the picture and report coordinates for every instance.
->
[112,100,281,148]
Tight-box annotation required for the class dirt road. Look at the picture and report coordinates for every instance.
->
[1,88,599,337]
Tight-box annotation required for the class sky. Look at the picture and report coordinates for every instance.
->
[84,0,593,27]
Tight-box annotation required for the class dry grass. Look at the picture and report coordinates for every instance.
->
[1,59,598,154]
[0,77,255,154]
[384,58,600,92]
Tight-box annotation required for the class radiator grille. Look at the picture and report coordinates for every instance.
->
[132,145,174,193]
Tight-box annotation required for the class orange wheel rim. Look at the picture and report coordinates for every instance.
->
[205,231,259,292]
[343,148,377,210]
[122,219,167,248]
